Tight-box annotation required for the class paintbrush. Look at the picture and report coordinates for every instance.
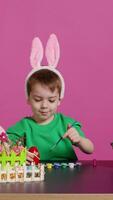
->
[50,121,76,151]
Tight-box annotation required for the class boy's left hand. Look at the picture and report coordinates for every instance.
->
[63,124,81,145]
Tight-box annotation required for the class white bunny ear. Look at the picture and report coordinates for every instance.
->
[45,34,60,68]
[30,37,43,68]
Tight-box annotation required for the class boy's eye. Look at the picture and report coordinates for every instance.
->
[33,98,56,103]
[34,99,41,102]
[49,99,56,103]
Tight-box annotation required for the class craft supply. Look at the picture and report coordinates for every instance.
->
[69,163,75,168]
[61,163,68,168]
[54,163,61,169]
[50,121,76,151]
[0,126,45,183]
[46,163,53,169]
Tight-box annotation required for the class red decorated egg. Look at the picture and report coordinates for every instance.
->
[29,146,40,165]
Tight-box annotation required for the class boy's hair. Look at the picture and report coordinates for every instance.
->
[27,69,62,97]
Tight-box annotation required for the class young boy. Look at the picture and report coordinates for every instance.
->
[6,34,94,163]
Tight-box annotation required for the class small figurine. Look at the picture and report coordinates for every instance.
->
[0,126,10,154]
[0,126,44,182]
[0,125,26,167]
[12,137,25,155]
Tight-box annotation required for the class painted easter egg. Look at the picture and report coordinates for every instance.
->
[29,146,40,165]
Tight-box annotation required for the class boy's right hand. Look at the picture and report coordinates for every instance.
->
[63,124,81,144]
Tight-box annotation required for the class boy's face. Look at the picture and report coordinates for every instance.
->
[27,83,61,124]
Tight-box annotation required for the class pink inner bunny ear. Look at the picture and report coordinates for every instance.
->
[45,34,60,68]
[30,37,43,68]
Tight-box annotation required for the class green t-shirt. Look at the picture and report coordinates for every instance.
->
[6,113,85,162]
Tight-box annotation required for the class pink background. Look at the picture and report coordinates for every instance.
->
[0,0,113,160]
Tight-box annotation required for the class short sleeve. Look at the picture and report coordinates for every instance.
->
[73,122,85,138]
[6,119,27,145]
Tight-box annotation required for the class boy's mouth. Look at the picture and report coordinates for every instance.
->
[40,111,49,115]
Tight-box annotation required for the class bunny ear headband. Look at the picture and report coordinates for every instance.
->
[25,34,65,99]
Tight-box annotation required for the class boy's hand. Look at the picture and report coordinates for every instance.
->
[63,124,81,145]
[26,150,39,165]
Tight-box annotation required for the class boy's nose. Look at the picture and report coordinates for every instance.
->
[41,100,48,108]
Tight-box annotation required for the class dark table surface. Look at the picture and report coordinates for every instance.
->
[0,160,113,194]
